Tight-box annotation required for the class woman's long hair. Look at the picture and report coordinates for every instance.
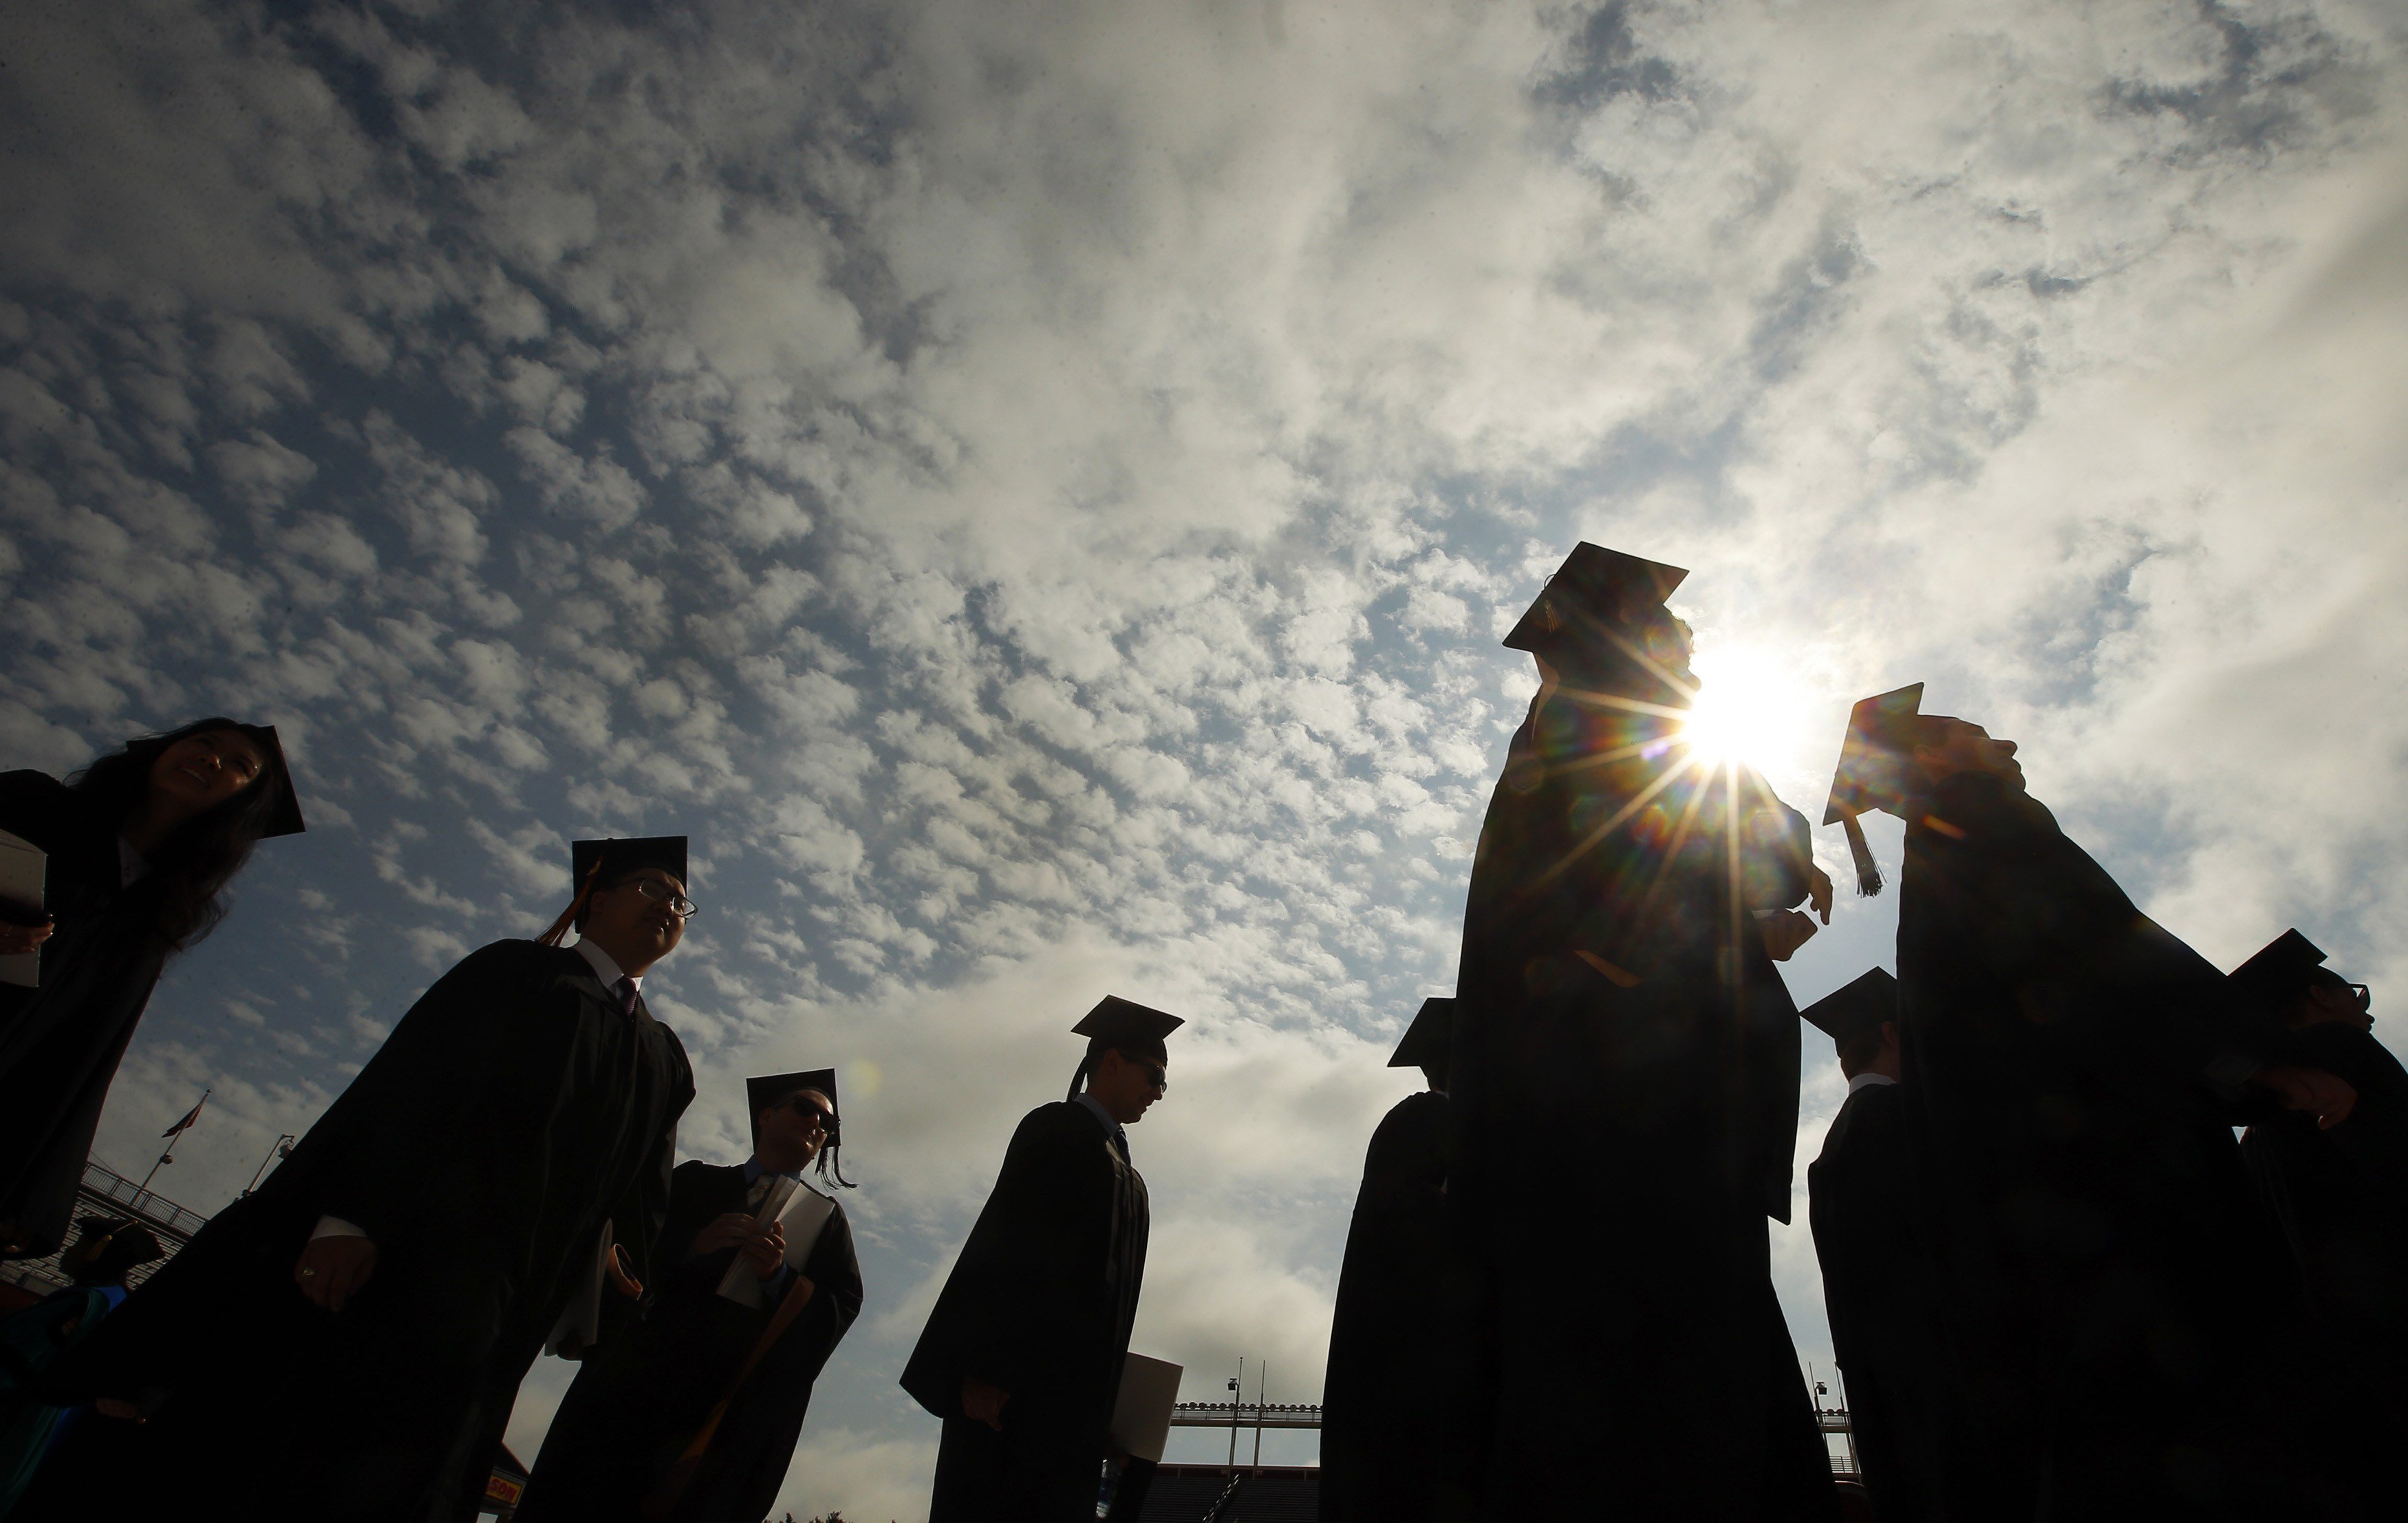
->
[67,716,293,952]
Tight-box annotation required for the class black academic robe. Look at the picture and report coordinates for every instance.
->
[2242,1023,2408,1500]
[1448,688,1836,1522]
[1809,1080,1966,1523]
[1895,771,2336,1520]
[902,1100,1148,1523]
[30,939,692,1523]
[0,772,176,1259]
[1320,1088,1452,1523]
[516,1160,864,1523]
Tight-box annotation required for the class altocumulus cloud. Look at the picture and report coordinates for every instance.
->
[3,0,2404,1516]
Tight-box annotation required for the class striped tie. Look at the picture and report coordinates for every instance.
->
[614,977,638,1017]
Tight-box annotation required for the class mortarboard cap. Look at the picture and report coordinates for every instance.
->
[1073,996,1184,1061]
[746,1068,838,1145]
[570,835,689,891]
[1822,684,1925,897]
[1388,997,1456,1071]
[2228,929,2328,1012]
[1503,543,1690,653]
[1800,968,1898,1052]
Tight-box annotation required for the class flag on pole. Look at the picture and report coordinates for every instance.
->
[160,1089,211,1139]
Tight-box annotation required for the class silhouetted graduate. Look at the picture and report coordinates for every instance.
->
[1450,545,1838,1522]
[903,997,1177,1522]
[31,836,696,1523]
[2230,932,2408,1498]
[1832,687,2362,1519]
[1321,997,1456,1523]
[519,1069,864,1523]
[0,719,302,1259]
[1805,969,1966,1523]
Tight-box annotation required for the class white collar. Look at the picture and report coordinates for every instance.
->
[1847,1071,1900,1096]
[1075,1091,1126,1142]
[573,938,637,991]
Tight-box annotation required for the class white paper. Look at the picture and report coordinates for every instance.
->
[1108,1352,1183,1463]
[716,1177,837,1309]
[0,830,45,990]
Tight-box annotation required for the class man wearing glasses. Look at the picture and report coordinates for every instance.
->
[903,997,1180,1522]
[37,835,698,1523]
[517,1069,865,1523]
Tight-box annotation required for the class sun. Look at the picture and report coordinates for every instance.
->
[1677,645,1812,772]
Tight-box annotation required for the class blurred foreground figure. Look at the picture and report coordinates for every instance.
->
[2230,932,2408,1502]
[1805,970,1968,1523]
[30,836,696,1523]
[519,1070,863,1523]
[1450,545,1838,1522]
[0,719,303,1259]
[1320,997,1456,1523]
[1829,687,2363,1520]
[0,1220,164,1513]
[903,997,1178,1522]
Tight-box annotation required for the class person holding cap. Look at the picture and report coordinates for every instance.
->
[2230,930,2408,1497]
[518,1069,865,1523]
[1450,544,1837,1522]
[1803,969,1966,1523]
[903,996,1177,1522]
[1321,997,1459,1523]
[32,836,696,1523]
[1826,686,2362,1517]
[0,718,305,1261]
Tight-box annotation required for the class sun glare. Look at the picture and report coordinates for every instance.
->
[1678,645,1813,773]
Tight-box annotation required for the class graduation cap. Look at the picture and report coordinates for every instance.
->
[237,724,306,838]
[2228,929,2330,1012]
[1822,683,1926,897]
[62,1217,165,1282]
[539,835,689,946]
[1503,543,1690,654]
[1388,997,1455,1074]
[1799,968,1898,1054]
[1067,995,1184,1099]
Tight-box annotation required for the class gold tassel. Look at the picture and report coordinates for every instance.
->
[1842,813,1883,897]
[539,860,607,947]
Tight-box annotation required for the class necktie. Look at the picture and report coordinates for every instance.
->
[614,977,638,1017]
[746,1173,775,1210]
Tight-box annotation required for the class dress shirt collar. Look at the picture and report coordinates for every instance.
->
[1847,1071,1900,1096]
[572,937,638,992]
[741,1155,804,1184]
[1075,1091,1127,1149]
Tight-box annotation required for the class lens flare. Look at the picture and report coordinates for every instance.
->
[1678,645,1811,772]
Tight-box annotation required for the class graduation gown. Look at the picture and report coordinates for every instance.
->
[1895,771,2330,1520]
[516,1161,864,1523]
[1809,1080,1965,1522]
[1320,1089,1452,1523]
[0,772,175,1259]
[2241,1022,2408,1495]
[901,1100,1148,1523]
[30,939,692,1523]
[1448,688,1836,1522]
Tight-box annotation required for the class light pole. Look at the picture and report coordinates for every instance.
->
[241,1134,296,1197]
[1226,1359,1243,1471]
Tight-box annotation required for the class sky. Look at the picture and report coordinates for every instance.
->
[4,0,2405,1516]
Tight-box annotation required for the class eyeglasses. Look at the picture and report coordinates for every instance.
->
[1135,1061,1168,1094]
[2349,983,2372,1015]
[784,1096,836,1132]
[624,877,698,918]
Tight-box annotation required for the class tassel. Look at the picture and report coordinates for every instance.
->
[539,860,608,947]
[1065,1054,1095,1103]
[1842,813,1883,897]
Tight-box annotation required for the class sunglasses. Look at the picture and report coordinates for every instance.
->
[1134,1060,1168,1094]
[783,1096,837,1132]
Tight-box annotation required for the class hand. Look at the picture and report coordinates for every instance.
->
[0,917,52,956]
[1758,909,1819,962]
[743,1223,786,1280]
[2261,1065,2357,1130]
[294,1235,378,1312]
[691,1212,767,1256]
[1806,866,1834,924]
[606,1243,644,1299]
[962,1376,1010,1432]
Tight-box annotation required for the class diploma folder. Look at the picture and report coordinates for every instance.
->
[716,1175,837,1310]
[1108,1352,1183,1463]
[0,830,45,989]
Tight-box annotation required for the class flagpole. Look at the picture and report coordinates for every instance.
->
[138,1088,211,1194]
